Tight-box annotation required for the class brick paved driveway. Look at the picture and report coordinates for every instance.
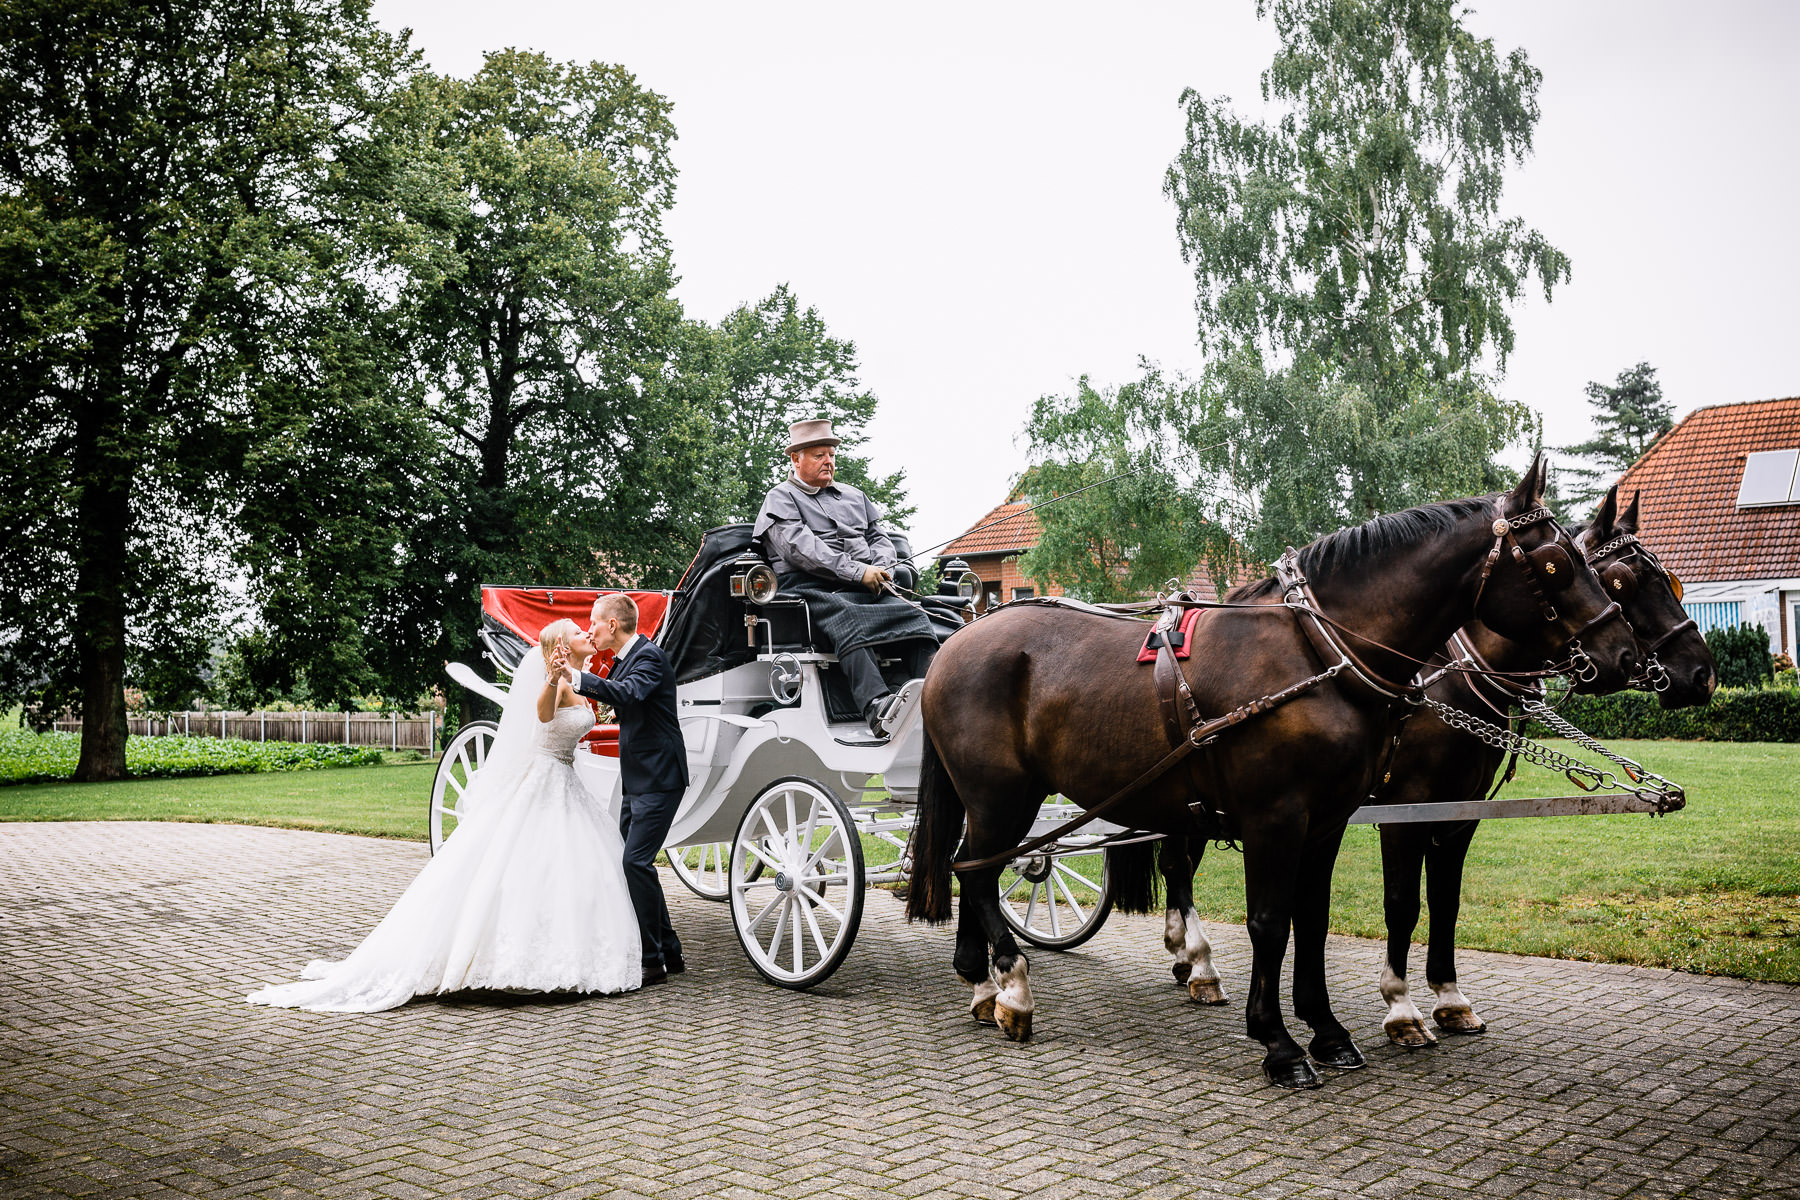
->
[2,822,1796,1199]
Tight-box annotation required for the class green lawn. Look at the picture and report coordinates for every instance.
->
[0,759,438,839]
[1,739,1794,982]
[1175,740,1800,984]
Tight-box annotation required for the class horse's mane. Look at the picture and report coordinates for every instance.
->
[1226,496,1495,602]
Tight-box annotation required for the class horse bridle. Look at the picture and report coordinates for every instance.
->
[1470,505,1629,684]
[1582,531,1693,693]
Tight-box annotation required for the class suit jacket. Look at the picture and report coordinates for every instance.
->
[575,637,690,795]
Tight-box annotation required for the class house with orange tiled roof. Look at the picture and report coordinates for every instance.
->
[937,500,1057,612]
[1612,396,1800,655]
[938,497,1250,613]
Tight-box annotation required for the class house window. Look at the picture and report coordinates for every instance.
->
[1736,449,1800,507]
[1011,586,1036,600]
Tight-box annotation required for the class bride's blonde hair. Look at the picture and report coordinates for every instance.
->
[540,618,579,665]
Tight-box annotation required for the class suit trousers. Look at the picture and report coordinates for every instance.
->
[619,788,684,968]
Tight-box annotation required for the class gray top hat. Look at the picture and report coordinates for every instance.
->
[786,419,843,454]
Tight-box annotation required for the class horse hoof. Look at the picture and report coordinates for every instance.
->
[995,1001,1034,1043]
[1263,1057,1322,1090]
[1384,1018,1438,1049]
[1310,1038,1366,1070]
[970,996,997,1025]
[1433,1005,1487,1035]
[1172,961,1193,985]
[1188,978,1229,1006]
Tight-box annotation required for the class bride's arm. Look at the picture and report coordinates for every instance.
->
[537,655,567,723]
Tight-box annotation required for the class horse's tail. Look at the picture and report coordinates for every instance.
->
[1108,839,1164,915]
[905,730,963,925]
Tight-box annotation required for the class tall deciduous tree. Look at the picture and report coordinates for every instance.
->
[1163,0,1565,558]
[1558,361,1672,515]
[0,0,417,777]
[345,51,705,718]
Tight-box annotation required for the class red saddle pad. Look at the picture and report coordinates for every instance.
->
[1136,606,1201,663]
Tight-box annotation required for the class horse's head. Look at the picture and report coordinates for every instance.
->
[1474,453,1642,692]
[1576,486,1717,707]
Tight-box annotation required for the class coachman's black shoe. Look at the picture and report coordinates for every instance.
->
[641,965,669,986]
[665,957,686,974]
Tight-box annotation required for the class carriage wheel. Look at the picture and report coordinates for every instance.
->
[667,842,732,901]
[728,777,865,989]
[997,847,1115,950]
[429,720,498,855]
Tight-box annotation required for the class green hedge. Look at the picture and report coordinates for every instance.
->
[0,729,384,785]
[1523,687,1800,743]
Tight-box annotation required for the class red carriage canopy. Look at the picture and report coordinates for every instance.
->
[480,587,671,646]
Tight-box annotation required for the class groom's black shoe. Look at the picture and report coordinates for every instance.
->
[642,964,669,985]
[665,956,686,974]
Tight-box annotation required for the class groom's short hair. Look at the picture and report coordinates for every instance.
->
[594,592,638,633]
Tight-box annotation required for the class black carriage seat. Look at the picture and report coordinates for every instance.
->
[656,525,963,721]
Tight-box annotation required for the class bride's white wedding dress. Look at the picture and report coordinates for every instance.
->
[247,658,641,1013]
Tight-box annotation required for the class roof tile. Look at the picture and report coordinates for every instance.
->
[1614,397,1800,582]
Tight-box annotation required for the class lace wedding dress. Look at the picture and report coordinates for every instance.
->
[247,658,642,1013]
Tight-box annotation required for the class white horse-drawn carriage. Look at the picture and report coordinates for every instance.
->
[430,525,1133,989]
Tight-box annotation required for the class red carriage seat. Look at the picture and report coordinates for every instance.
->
[580,725,621,758]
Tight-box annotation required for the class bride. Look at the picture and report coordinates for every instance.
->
[247,619,642,1012]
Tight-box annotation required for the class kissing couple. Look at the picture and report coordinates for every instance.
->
[248,593,689,1012]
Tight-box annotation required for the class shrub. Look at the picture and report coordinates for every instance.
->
[1706,623,1774,690]
[1522,687,1800,743]
[0,729,384,785]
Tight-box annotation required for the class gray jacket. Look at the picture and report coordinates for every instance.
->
[753,476,896,585]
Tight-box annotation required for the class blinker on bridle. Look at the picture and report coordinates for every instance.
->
[1471,504,1628,681]
[1581,530,1695,693]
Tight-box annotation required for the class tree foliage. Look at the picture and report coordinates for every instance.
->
[681,283,908,527]
[1017,369,1241,602]
[0,0,416,777]
[1558,361,1673,516]
[1161,0,1564,556]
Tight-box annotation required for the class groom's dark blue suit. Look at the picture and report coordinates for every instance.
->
[576,635,689,972]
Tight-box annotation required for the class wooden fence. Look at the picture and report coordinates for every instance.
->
[52,711,439,752]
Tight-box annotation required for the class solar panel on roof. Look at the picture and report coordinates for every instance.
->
[1735,449,1800,507]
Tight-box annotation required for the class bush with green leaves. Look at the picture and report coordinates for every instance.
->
[1523,687,1800,743]
[1705,624,1774,690]
[0,730,383,786]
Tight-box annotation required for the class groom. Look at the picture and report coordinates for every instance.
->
[567,593,688,985]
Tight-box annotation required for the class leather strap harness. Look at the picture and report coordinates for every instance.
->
[948,501,1626,873]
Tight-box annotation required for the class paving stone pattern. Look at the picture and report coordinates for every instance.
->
[2,822,1797,1199]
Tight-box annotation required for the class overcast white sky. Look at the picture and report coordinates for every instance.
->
[371,0,1800,552]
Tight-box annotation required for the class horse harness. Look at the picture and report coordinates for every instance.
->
[949,501,1620,874]
[1584,531,1692,693]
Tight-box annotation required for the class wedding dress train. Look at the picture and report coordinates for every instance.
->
[247,660,641,1013]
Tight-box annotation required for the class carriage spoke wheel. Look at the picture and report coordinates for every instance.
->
[667,842,732,901]
[428,720,498,855]
[998,847,1115,950]
[729,777,864,989]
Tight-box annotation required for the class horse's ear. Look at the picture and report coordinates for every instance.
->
[1508,451,1548,512]
[1593,485,1620,540]
[1618,490,1642,536]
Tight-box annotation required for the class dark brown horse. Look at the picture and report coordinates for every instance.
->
[907,459,1642,1089]
[1154,484,1714,1040]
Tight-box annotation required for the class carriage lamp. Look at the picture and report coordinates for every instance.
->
[730,556,779,605]
[939,558,978,600]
